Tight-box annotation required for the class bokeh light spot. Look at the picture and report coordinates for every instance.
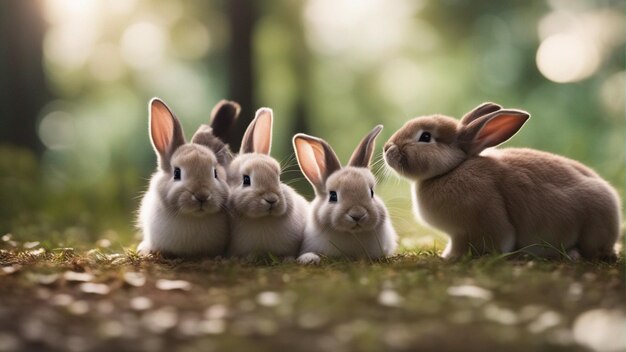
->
[38,111,77,150]
[536,33,600,83]
[121,22,168,70]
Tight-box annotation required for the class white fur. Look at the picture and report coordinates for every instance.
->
[228,185,309,258]
[138,175,229,257]
[298,197,397,261]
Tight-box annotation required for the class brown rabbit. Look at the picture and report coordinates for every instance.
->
[384,102,621,260]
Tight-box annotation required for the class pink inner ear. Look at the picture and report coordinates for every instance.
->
[295,138,322,187]
[151,102,174,154]
[253,109,272,155]
[476,114,526,149]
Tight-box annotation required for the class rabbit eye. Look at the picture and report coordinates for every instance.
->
[214,168,218,179]
[329,191,338,203]
[370,188,374,198]
[173,167,181,181]
[418,131,431,143]
[243,175,251,187]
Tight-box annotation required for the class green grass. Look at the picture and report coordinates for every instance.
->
[0,237,624,352]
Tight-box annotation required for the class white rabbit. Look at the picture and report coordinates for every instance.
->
[293,125,398,264]
[137,98,230,258]
[383,102,621,261]
[226,108,309,259]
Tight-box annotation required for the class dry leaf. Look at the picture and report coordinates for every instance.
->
[156,279,191,291]
[23,241,40,249]
[447,285,493,300]
[28,273,60,285]
[64,271,94,282]
[80,282,110,295]
[257,291,281,307]
[123,272,146,287]
[378,289,404,307]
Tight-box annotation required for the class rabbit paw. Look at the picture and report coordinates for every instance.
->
[297,252,321,265]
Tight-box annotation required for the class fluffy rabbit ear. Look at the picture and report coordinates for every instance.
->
[190,100,239,165]
[210,100,240,142]
[460,102,502,126]
[240,108,272,154]
[149,98,186,171]
[293,134,341,193]
[348,125,383,168]
[459,109,530,156]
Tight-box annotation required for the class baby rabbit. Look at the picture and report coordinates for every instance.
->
[293,126,398,264]
[137,98,230,258]
[190,100,240,167]
[226,108,309,259]
[384,102,621,261]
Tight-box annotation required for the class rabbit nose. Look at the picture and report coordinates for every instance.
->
[263,194,279,206]
[193,193,210,203]
[348,207,367,222]
[350,214,364,222]
[384,142,395,152]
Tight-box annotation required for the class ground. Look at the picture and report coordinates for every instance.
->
[0,236,624,352]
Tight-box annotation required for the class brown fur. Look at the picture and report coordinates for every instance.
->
[384,102,621,260]
[191,100,240,167]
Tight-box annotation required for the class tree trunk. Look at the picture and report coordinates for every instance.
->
[0,0,49,153]
[226,0,258,151]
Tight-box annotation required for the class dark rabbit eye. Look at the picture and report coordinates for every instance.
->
[173,167,181,181]
[329,191,338,203]
[243,175,251,187]
[418,131,431,143]
[214,168,218,179]
[370,188,374,198]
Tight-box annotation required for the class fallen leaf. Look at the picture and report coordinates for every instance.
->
[198,319,226,335]
[96,239,111,248]
[378,289,404,307]
[447,285,493,300]
[79,282,110,295]
[130,296,153,311]
[528,311,562,333]
[143,307,178,333]
[257,291,281,307]
[23,241,40,249]
[51,293,74,306]
[2,265,20,275]
[484,303,519,325]
[205,304,229,320]
[64,271,94,282]
[156,279,191,291]
[68,300,90,315]
[28,273,60,285]
[573,308,625,352]
[123,272,146,287]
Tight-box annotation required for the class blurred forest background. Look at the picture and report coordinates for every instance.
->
[0,0,624,250]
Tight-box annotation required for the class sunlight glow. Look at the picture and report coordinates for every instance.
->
[121,22,168,70]
[304,0,424,63]
[44,0,99,24]
[536,33,599,83]
[38,111,76,150]
[88,43,125,82]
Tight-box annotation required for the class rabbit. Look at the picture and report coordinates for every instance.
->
[383,102,621,261]
[190,99,240,167]
[226,107,309,259]
[137,98,230,258]
[293,125,398,264]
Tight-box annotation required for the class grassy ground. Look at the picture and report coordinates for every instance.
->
[0,236,624,352]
